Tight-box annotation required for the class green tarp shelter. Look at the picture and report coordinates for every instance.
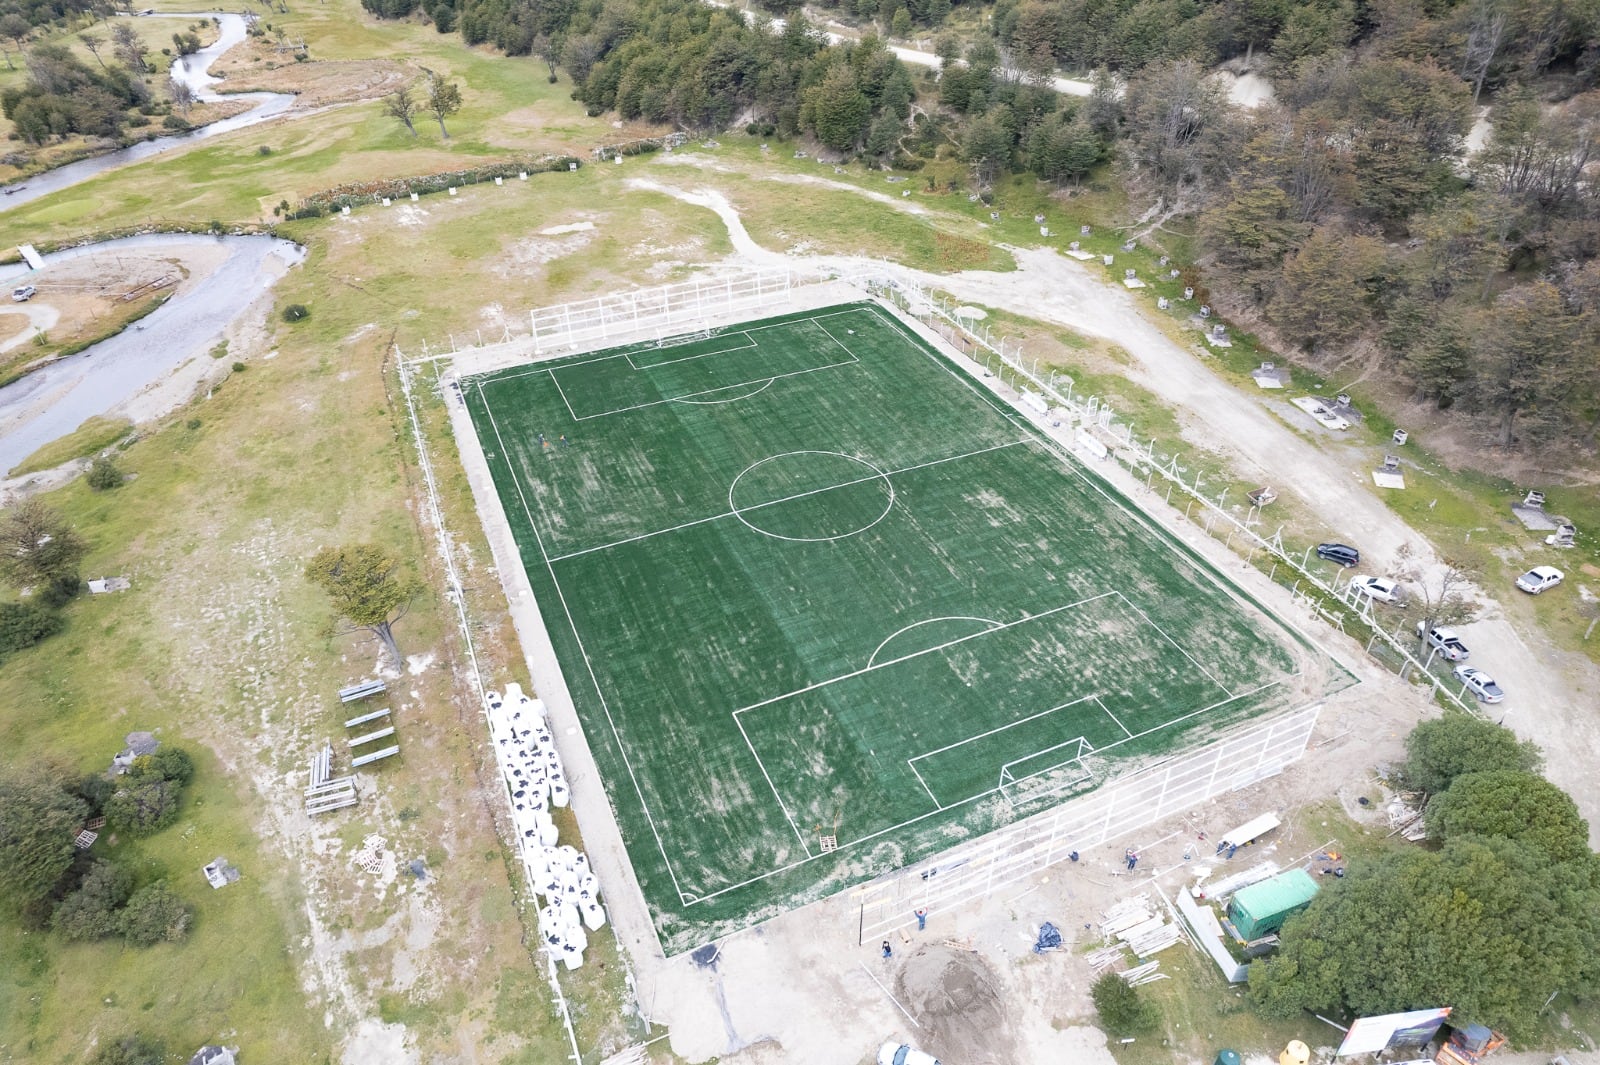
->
[1227,868,1319,940]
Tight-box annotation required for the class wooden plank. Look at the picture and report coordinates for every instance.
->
[344,706,391,729]
[352,745,400,768]
[348,726,396,748]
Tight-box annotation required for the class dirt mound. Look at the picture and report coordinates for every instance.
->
[895,944,1013,1065]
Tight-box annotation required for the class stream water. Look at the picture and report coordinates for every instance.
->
[0,233,305,474]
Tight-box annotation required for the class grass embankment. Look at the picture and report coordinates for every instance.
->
[0,15,225,182]
[7,414,132,476]
[0,0,634,246]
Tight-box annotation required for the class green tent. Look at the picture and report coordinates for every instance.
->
[1227,869,1319,940]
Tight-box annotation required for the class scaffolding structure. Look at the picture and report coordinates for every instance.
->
[855,703,1320,944]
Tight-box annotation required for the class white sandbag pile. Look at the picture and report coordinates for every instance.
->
[485,683,605,969]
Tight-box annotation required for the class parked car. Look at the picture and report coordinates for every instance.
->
[1349,575,1401,603]
[1416,623,1469,661]
[1316,542,1360,567]
[1514,565,1564,594]
[1452,665,1505,704]
[11,284,35,302]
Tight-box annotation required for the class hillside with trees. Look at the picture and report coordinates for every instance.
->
[358,0,1600,458]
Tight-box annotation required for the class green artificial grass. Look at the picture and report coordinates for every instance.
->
[462,302,1326,953]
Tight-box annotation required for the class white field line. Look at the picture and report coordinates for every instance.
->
[1113,591,1234,698]
[1099,695,1134,738]
[731,592,1120,719]
[625,331,757,369]
[476,379,690,905]
[907,760,944,810]
[555,354,856,422]
[546,438,1033,563]
[866,615,1002,669]
[486,307,871,379]
[733,708,813,856]
[906,693,1102,766]
[671,379,775,405]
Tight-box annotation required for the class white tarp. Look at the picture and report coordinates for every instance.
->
[1336,1008,1452,1056]
[1218,811,1281,849]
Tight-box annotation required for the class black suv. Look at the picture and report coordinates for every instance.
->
[1315,542,1360,567]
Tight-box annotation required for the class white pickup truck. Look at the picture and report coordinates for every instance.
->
[1416,623,1469,661]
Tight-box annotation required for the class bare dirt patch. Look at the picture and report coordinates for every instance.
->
[212,41,410,108]
[897,944,1013,1064]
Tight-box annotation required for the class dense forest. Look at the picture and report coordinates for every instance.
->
[365,0,1600,453]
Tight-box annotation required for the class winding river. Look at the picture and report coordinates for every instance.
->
[0,234,304,475]
[0,12,296,212]
[0,15,308,476]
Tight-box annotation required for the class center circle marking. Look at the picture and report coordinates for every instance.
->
[727,451,895,543]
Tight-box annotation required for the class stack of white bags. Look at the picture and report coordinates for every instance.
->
[485,683,606,970]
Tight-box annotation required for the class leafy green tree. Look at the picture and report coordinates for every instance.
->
[1251,835,1600,1038]
[89,1034,166,1065]
[1403,714,1541,796]
[1091,971,1159,1035]
[962,113,1014,186]
[52,860,134,941]
[132,746,195,788]
[0,600,63,658]
[0,499,88,602]
[1427,769,1590,862]
[1201,179,1306,278]
[1269,225,1385,350]
[865,110,901,159]
[1274,0,1356,61]
[0,769,86,913]
[383,85,419,137]
[1471,281,1590,448]
[305,544,419,667]
[1032,112,1101,187]
[105,779,180,836]
[86,455,123,491]
[0,13,28,70]
[803,64,870,152]
[890,7,911,37]
[425,77,462,139]
[120,880,192,946]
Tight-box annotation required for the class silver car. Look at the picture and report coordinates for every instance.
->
[1452,666,1504,704]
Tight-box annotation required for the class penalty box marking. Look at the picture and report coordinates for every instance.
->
[732,593,1121,836]
[528,309,873,422]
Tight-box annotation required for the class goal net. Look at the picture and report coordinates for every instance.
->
[997,736,1095,809]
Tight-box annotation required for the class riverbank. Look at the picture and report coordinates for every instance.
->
[0,233,303,478]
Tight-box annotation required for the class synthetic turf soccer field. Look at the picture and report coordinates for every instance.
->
[462,302,1322,953]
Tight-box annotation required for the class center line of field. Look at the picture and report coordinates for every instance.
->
[546,437,1035,562]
